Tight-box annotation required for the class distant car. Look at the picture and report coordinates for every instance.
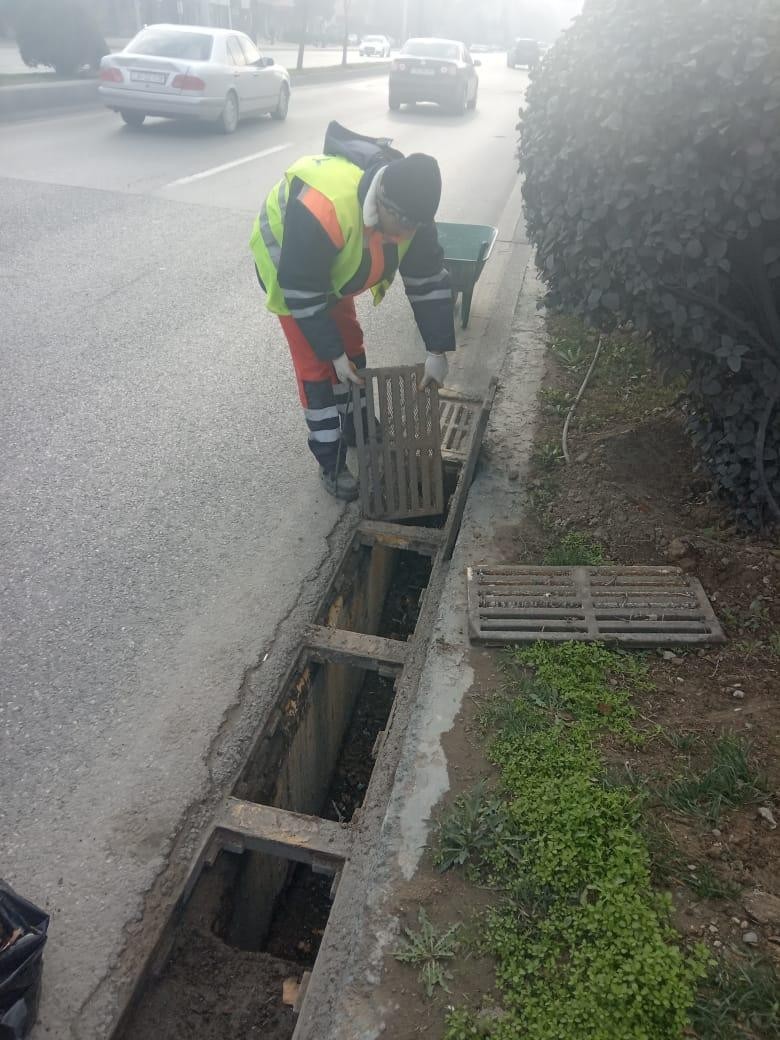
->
[389,37,480,115]
[359,35,391,57]
[98,24,291,133]
[507,37,540,68]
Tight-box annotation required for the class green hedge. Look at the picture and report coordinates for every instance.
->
[519,0,780,526]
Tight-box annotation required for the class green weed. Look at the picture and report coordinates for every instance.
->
[539,386,574,416]
[392,908,461,998]
[433,784,521,876]
[531,441,565,470]
[506,641,649,738]
[767,632,780,658]
[662,735,768,822]
[662,729,702,753]
[443,642,711,1039]
[544,531,609,566]
[552,339,589,370]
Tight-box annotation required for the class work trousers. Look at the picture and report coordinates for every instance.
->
[279,296,367,473]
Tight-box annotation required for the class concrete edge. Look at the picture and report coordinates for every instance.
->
[0,78,98,119]
[289,61,391,85]
[0,61,390,121]
[318,265,547,1040]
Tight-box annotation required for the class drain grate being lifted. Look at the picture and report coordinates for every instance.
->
[467,565,725,646]
[439,392,478,464]
[352,365,444,521]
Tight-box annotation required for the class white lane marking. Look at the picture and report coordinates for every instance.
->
[165,142,292,188]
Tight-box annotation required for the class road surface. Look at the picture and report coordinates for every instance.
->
[0,53,527,1036]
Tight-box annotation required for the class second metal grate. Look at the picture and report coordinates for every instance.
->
[352,365,444,521]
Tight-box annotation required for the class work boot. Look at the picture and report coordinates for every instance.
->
[341,412,382,448]
[320,466,360,502]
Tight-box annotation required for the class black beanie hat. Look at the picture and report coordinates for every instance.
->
[382,153,442,224]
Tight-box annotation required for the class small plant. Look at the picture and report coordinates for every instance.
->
[552,340,588,370]
[768,632,780,658]
[731,638,764,660]
[684,863,740,902]
[662,735,768,822]
[544,531,608,566]
[392,908,461,998]
[539,386,574,415]
[531,441,565,470]
[434,784,519,875]
[662,729,701,753]
[692,956,780,1039]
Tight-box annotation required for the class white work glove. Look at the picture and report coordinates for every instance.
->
[332,352,363,386]
[422,351,448,389]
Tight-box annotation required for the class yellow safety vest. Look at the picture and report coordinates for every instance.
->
[250,154,412,317]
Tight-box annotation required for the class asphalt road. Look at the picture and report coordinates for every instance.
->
[0,53,526,1036]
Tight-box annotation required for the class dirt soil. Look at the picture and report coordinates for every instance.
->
[376,332,780,1037]
[124,927,299,1040]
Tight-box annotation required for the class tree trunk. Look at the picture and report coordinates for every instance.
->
[296,0,308,70]
[341,0,349,65]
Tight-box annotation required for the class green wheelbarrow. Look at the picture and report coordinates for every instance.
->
[436,221,499,329]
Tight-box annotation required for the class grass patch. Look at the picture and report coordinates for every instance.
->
[392,908,460,998]
[661,734,769,822]
[683,863,741,902]
[692,956,780,1039]
[544,530,609,566]
[539,386,574,416]
[438,642,709,1040]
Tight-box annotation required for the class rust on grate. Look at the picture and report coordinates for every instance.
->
[438,391,478,463]
[352,365,444,521]
[467,565,726,646]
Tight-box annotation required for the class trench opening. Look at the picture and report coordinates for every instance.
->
[118,539,433,1040]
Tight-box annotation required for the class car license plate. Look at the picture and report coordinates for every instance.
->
[130,70,166,84]
[411,67,435,75]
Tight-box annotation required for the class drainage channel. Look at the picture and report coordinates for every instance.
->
[110,384,496,1040]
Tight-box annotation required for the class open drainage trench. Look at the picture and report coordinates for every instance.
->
[116,488,452,1040]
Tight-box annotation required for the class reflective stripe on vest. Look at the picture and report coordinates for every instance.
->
[250,154,411,317]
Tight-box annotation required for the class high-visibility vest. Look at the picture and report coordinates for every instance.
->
[250,154,413,317]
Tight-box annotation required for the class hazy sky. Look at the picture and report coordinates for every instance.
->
[552,0,585,29]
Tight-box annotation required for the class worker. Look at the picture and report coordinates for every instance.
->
[250,121,456,502]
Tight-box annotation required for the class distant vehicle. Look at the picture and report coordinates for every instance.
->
[98,24,291,133]
[359,35,392,57]
[507,37,540,68]
[470,43,491,53]
[389,37,479,115]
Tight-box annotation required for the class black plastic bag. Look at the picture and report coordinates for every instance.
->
[0,882,49,1040]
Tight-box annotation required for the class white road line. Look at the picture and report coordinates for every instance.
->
[164,142,292,188]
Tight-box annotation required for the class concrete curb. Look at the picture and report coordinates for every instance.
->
[0,61,390,120]
[288,61,390,85]
[0,77,98,119]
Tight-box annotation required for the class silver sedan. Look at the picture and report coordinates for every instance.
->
[99,24,291,133]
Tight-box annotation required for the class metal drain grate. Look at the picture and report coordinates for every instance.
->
[352,365,444,521]
[439,394,478,463]
[467,565,725,646]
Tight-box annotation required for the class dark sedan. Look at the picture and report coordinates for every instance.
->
[507,37,540,68]
[389,37,479,115]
